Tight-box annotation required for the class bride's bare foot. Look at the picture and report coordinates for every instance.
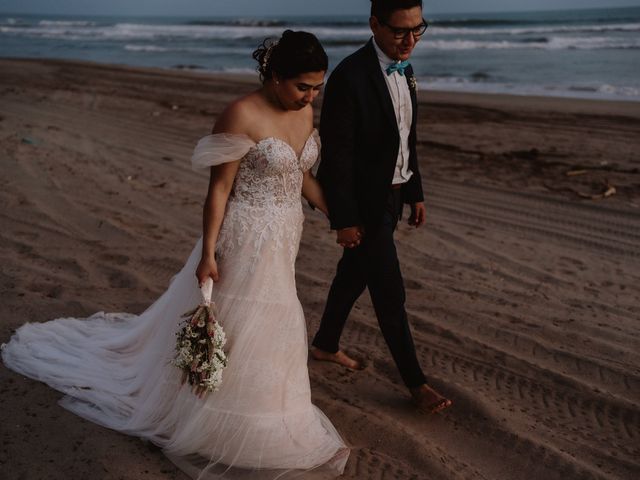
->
[409,384,452,414]
[310,347,363,371]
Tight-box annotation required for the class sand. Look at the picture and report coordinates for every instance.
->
[1,58,639,480]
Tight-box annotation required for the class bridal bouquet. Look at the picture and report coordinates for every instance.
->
[173,278,227,396]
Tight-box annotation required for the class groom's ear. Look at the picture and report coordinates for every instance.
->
[369,16,379,31]
[370,16,384,37]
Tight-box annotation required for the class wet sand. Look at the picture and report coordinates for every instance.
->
[1,58,639,480]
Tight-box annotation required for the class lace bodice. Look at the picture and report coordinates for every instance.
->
[191,130,320,298]
[191,129,319,204]
[230,132,318,209]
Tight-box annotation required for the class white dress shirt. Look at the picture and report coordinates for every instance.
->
[372,37,413,185]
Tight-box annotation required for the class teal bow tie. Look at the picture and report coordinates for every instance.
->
[386,60,410,76]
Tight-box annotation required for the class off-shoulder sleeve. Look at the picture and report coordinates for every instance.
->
[191,133,256,171]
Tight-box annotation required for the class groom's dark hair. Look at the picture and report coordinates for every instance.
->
[370,0,423,23]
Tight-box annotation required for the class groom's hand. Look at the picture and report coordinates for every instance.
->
[336,226,363,248]
[408,202,426,228]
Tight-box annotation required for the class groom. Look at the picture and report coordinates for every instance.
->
[312,0,451,414]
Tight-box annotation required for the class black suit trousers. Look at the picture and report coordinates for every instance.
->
[312,188,426,388]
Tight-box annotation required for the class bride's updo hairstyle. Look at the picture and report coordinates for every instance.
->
[252,30,328,83]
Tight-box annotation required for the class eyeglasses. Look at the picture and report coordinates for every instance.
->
[381,18,429,39]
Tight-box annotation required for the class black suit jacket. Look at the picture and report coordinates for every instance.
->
[317,39,424,232]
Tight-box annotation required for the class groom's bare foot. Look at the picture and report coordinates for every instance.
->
[310,347,363,371]
[409,384,452,414]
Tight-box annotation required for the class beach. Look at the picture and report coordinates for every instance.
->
[0,58,639,479]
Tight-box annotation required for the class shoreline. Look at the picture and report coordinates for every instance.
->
[1,57,639,480]
[4,56,640,108]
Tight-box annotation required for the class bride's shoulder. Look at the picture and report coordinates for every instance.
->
[212,93,262,137]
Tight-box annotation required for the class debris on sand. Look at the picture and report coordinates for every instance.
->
[21,136,40,145]
[575,180,616,200]
[545,179,617,200]
[565,169,588,177]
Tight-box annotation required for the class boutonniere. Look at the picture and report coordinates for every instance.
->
[408,74,418,91]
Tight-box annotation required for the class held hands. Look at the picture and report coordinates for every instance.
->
[408,202,426,228]
[336,226,364,249]
[196,255,219,285]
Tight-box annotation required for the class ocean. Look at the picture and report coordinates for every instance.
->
[1,7,639,101]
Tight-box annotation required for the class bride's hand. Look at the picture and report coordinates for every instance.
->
[196,255,220,284]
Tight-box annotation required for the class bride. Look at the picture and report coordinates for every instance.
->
[1,30,349,479]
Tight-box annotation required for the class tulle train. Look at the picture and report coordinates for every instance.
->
[1,238,348,479]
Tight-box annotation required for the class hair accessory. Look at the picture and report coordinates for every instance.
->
[262,40,279,72]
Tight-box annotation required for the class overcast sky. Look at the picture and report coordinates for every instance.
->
[2,0,640,16]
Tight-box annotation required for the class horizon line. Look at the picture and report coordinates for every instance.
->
[1,4,639,19]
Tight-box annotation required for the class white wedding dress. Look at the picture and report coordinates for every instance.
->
[1,129,349,479]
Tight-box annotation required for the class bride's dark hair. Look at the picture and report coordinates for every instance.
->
[252,30,328,83]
